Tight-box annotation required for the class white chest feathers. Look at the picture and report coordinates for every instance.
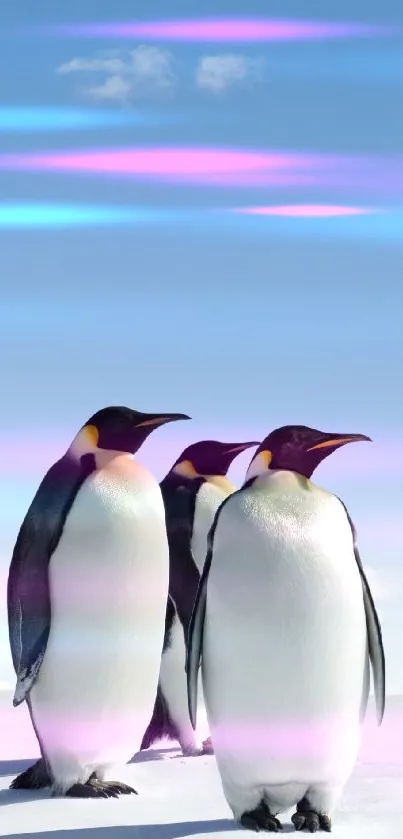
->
[47,454,170,635]
[191,478,235,573]
[30,454,170,786]
[203,470,367,724]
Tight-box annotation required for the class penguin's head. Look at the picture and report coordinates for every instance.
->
[171,439,259,480]
[245,425,371,481]
[72,406,191,458]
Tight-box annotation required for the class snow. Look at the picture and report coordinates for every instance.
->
[0,692,402,838]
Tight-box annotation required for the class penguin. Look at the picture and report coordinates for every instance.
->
[140,439,258,757]
[8,405,189,797]
[187,425,385,832]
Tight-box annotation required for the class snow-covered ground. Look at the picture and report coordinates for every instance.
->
[0,691,402,838]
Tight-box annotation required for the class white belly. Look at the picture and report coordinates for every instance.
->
[160,609,187,723]
[159,608,202,753]
[191,479,234,573]
[30,456,169,791]
[202,472,369,794]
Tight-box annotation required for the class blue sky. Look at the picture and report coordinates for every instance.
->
[0,0,402,691]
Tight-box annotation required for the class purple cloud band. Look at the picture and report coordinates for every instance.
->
[48,18,399,42]
[1,146,402,192]
[0,435,401,480]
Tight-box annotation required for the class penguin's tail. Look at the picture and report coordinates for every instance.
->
[140,686,179,751]
[10,758,51,790]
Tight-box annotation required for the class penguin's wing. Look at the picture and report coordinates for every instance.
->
[185,536,212,730]
[160,479,203,634]
[186,492,233,730]
[7,452,95,707]
[338,497,386,725]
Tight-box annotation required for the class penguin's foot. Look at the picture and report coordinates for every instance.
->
[10,758,51,790]
[65,777,137,799]
[177,731,212,757]
[201,736,214,755]
[180,737,214,757]
[291,810,331,833]
[180,744,204,757]
[98,780,137,796]
[240,802,283,832]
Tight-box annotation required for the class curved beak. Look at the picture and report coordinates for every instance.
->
[136,413,191,428]
[225,441,260,455]
[307,433,372,452]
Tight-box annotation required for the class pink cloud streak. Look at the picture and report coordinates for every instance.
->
[52,18,398,42]
[231,205,377,217]
[1,146,401,191]
[0,147,311,177]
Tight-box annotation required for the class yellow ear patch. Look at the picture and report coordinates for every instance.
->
[173,460,199,478]
[245,449,272,481]
[84,424,99,447]
[259,450,272,467]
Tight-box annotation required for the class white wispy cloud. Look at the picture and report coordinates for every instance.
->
[85,75,134,103]
[57,57,126,75]
[195,53,264,93]
[57,46,176,103]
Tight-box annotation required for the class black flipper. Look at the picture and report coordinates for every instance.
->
[141,596,181,750]
[186,493,233,730]
[160,476,203,636]
[7,451,95,707]
[337,497,386,725]
[186,558,210,731]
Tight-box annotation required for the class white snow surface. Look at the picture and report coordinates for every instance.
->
[0,690,402,838]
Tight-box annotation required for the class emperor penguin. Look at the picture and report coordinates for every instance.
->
[140,439,258,757]
[187,425,385,832]
[8,405,189,797]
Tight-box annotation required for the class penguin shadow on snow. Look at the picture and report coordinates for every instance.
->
[0,822,242,839]
[0,746,179,776]
[0,767,295,833]
[0,748,188,807]
[0,786,50,807]
[0,758,50,806]
[0,758,36,778]
[130,746,180,763]
[0,749,211,806]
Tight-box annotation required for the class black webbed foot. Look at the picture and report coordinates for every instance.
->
[100,780,137,795]
[240,802,283,832]
[291,810,331,833]
[65,777,137,798]
[10,758,51,790]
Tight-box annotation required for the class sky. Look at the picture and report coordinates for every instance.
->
[0,1,402,691]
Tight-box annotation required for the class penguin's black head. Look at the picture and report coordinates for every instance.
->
[246,424,371,481]
[170,439,259,480]
[75,406,191,456]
